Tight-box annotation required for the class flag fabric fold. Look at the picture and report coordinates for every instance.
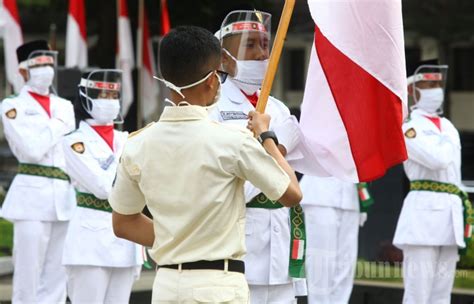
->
[65,0,87,68]
[0,0,24,93]
[117,0,134,116]
[300,0,408,182]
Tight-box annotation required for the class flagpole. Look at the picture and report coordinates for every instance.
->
[136,0,144,129]
[255,0,295,114]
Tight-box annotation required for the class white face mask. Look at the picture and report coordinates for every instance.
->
[155,71,221,107]
[27,66,54,95]
[80,91,120,124]
[223,48,268,95]
[416,87,444,114]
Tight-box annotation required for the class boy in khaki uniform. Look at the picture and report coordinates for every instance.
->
[109,26,302,303]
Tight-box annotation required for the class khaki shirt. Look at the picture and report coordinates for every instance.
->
[109,105,290,265]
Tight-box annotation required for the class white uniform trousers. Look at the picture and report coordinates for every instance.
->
[152,267,249,303]
[402,245,458,304]
[66,265,138,304]
[249,283,295,304]
[12,220,68,304]
[304,205,359,304]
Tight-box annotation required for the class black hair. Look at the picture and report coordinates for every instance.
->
[159,26,221,87]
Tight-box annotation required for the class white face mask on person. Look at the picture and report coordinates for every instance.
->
[27,66,55,95]
[223,48,268,95]
[154,70,221,108]
[415,88,444,114]
[80,91,121,124]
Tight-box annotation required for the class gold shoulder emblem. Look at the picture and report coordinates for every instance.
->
[71,142,85,154]
[404,128,416,139]
[5,108,17,119]
[128,122,155,139]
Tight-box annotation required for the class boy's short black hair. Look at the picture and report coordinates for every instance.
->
[160,26,221,87]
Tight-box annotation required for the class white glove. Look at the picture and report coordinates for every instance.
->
[359,212,368,227]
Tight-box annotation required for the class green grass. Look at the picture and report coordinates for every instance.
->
[355,260,474,290]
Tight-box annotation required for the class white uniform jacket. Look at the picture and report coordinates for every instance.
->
[209,80,296,285]
[0,86,76,221]
[393,108,465,248]
[300,176,358,210]
[61,121,143,267]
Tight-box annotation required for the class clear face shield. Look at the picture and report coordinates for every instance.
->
[24,50,58,95]
[80,69,124,124]
[218,10,271,95]
[409,65,448,114]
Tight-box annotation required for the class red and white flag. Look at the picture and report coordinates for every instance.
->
[117,0,134,115]
[299,0,408,182]
[138,4,159,122]
[65,0,87,68]
[0,0,23,93]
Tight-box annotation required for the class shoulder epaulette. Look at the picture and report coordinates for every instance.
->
[128,122,155,139]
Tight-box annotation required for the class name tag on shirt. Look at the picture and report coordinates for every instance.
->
[220,111,248,121]
[100,155,115,170]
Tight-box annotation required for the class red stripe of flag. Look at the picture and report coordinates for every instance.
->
[69,0,87,40]
[119,0,128,17]
[314,25,407,181]
[160,0,171,36]
[4,0,21,25]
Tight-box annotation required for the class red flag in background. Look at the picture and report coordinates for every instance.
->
[0,0,24,93]
[65,0,87,68]
[160,0,170,36]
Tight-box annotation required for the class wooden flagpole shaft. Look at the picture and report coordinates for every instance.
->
[255,0,295,114]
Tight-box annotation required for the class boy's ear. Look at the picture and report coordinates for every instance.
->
[19,68,28,82]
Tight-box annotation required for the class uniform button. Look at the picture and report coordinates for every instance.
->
[273,225,280,233]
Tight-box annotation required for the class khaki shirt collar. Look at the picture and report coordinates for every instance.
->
[160,104,209,122]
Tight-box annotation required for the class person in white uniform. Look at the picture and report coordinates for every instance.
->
[61,70,143,303]
[211,10,306,303]
[393,59,472,304]
[299,176,372,304]
[0,40,76,303]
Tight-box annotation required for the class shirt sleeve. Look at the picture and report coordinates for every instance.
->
[234,135,290,201]
[109,154,146,215]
